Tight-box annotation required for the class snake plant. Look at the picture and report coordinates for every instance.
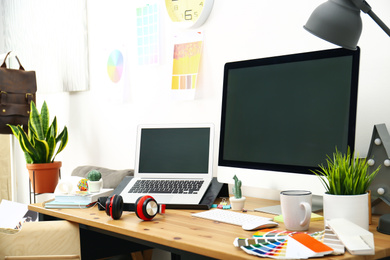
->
[8,101,68,164]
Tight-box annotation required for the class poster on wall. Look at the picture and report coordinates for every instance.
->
[107,49,124,84]
[104,46,130,103]
[171,31,204,100]
[136,2,160,66]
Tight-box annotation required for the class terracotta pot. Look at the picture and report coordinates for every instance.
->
[27,161,62,194]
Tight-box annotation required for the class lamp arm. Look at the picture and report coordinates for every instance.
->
[367,10,390,37]
[351,0,390,37]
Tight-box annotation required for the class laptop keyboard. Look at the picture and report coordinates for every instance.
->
[128,179,204,194]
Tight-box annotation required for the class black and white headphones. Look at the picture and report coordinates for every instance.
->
[98,194,165,221]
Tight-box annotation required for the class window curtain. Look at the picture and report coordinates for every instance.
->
[1,0,89,92]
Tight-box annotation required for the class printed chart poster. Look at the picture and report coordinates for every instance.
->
[136,2,160,66]
[171,31,204,100]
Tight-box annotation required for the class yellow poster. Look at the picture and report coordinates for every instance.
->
[171,31,204,100]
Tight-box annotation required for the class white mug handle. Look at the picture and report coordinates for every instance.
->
[300,202,311,227]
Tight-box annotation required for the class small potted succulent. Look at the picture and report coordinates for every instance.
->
[87,170,103,193]
[229,175,246,210]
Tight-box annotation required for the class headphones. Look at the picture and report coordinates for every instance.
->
[98,194,165,221]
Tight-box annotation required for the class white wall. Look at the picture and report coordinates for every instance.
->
[9,0,390,203]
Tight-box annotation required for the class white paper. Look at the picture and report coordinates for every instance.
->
[0,200,29,229]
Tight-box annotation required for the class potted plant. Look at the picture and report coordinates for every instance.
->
[312,147,380,230]
[87,170,103,193]
[8,101,68,194]
[229,175,246,210]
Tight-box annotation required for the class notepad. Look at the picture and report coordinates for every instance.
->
[273,213,324,222]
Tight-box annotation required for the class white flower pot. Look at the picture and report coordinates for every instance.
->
[230,196,246,211]
[323,193,369,230]
[87,179,103,193]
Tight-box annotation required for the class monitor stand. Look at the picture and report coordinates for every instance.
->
[254,194,323,215]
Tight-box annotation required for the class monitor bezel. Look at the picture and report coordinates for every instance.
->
[218,47,360,175]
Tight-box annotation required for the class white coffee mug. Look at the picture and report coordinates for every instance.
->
[280,190,312,231]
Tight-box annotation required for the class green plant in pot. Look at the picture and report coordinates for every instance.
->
[229,175,246,210]
[87,170,103,193]
[8,101,68,194]
[312,147,380,230]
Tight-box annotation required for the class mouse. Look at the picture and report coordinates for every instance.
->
[241,221,278,231]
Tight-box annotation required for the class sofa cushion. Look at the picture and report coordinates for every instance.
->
[71,166,133,189]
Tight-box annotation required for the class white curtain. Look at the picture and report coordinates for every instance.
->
[1,0,89,92]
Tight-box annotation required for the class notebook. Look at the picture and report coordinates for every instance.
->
[120,124,214,205]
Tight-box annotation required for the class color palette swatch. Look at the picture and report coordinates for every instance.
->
[171,40,203,90]
[136,3,160,65]
[170,31,204,100]
[107,49,124,83]
[234,229,334,259]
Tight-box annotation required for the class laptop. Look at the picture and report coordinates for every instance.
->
[120,124,214,205]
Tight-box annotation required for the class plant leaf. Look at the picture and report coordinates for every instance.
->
[17,126,40,162]
[33,138,50,163]
[52,126,68,162]
[29,102,44,140]
[40,101,50,137]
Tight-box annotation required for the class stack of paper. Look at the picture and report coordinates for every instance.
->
[0,200,38,229]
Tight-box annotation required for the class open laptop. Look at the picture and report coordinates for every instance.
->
[120,124,214,205]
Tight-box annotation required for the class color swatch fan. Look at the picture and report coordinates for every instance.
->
[107,49,124,83]
[234,229,335,259]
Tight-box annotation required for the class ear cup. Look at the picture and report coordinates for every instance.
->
[135,195,158,221]
[106,194,123,220]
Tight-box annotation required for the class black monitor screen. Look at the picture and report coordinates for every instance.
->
[219,47,360,174]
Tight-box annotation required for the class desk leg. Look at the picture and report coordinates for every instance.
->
[79,227,152,260]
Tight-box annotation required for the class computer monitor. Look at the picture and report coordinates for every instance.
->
[217,47,360,197]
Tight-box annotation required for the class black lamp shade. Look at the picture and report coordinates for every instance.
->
[304,0,362,50]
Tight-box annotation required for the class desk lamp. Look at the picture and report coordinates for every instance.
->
[304,0,390,50]
[304,0,390,232]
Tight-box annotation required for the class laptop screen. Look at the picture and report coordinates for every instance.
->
[137,126,212,174]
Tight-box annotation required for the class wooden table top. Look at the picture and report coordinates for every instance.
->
[29,197,390,260]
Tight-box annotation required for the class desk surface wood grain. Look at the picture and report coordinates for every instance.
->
[29,197,390,260]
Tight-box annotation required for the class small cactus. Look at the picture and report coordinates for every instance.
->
[232,175,242,199]
[87,170,102,181]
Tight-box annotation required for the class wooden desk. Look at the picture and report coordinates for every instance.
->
[29,197,390,260]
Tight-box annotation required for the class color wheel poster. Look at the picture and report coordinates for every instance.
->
[105,48,130,103]
[107,49,124,84]
[171,31,204,100]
